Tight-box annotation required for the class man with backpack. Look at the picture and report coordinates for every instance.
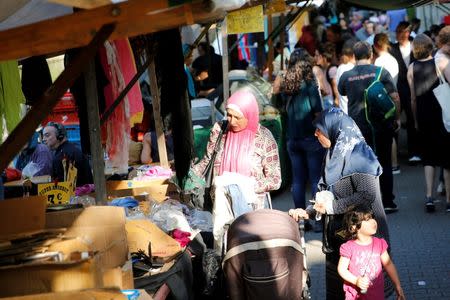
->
[338,41,401,213]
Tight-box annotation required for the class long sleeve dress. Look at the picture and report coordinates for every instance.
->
[193,122,281,209]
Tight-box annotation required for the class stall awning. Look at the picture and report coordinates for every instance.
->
[341,0,433,10]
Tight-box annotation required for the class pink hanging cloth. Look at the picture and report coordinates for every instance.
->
[99,38,143,172]
[110,39,144,126]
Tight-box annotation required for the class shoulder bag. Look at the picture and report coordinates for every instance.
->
[433,60,450,132]
[184,120,228,211]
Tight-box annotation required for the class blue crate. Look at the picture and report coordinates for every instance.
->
[65,125,80,145]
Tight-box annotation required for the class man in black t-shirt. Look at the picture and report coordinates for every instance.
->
[338,41,401,212]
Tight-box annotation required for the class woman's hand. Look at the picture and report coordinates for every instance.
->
[313,201,327,214]
[288,209,309,222]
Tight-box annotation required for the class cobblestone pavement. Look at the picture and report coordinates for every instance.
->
[272,159,450,300]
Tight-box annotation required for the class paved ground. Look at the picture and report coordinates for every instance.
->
[272,157,450,299]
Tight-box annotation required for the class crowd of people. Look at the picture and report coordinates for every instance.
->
[191,10,450,300]
[278,14,450,216]
[278,11,450,300]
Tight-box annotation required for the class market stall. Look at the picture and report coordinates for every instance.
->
[0,1,241,299]
[0,0,359,298]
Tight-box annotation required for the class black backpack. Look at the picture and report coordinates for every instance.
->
[364,67,396,129]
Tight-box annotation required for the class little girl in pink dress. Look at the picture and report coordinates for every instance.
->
[337,206,405,299]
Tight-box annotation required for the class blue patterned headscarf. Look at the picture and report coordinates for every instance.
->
[313,108,382,186]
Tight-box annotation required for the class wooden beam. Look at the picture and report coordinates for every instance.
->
[148,58,169,169]
[280,13,285,72]
[48,0,112,9]
[84,59,107,205]
[267,13,274,80]
[0,0,224,62]
[184,22,213,59]
[0,24,115,173]
[221,20,230,103]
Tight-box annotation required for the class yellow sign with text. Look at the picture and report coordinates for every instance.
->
[267,0,287,14]
[227,5,264,34]
[38,182,73,205]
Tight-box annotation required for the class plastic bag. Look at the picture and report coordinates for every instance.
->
[212,0,246,11]
[70,195,96,207]
[21,162,40,178]
[188,210,213,232]
[148,200,192,233]
[176,170,206,210]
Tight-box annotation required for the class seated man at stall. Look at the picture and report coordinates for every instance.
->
[42,122,93,186]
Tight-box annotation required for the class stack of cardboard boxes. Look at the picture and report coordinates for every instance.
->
[0,196,132,298]
[0,178,183,299]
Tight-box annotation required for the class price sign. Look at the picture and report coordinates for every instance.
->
[38,182,73,205]
[227,5,264,34]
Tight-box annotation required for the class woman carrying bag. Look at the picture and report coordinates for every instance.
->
[407,33,450,212]
[289,108,392,299]
[193,90,281,250]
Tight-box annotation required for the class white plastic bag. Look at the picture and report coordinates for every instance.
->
[22,162,40,179]
[212,0,246,11]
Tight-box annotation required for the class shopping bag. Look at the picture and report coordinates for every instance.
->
[182,121,229,211]
[433,63,450,132]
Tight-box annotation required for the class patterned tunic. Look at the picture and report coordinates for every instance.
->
[193,122,282,208]
[330,173,389,244]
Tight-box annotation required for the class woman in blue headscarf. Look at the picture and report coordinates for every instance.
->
[289,108,391,299]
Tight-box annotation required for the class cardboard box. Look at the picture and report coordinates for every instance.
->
[0,257,102,297]
[125,219,181,261]
[1,289,127,300]
[0,196,46,237]
[45,206,129,269]
[103,260,134,290]
[0,200,131,297]
[106,179,179,202]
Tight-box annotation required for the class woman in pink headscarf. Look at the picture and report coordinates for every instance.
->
[193,90,281,209]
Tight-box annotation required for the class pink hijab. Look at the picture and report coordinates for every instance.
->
[219,90,259,176]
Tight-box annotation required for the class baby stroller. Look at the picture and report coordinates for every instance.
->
[222,209,310,300]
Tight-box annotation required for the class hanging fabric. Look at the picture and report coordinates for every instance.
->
[102,39,144,127]
[21,55,52,106]
[237,34,251,62]
[0,60,25,139]
[100,38,143,173]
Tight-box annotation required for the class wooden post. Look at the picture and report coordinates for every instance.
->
[267,13,274,81]
[280,13,285,72]
[148,57,169,168]
[221,19,230,103]
[84,59,107,205]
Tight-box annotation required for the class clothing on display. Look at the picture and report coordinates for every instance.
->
[100,38,143,173]
[21,55,52,106]
[0,60,25,137]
